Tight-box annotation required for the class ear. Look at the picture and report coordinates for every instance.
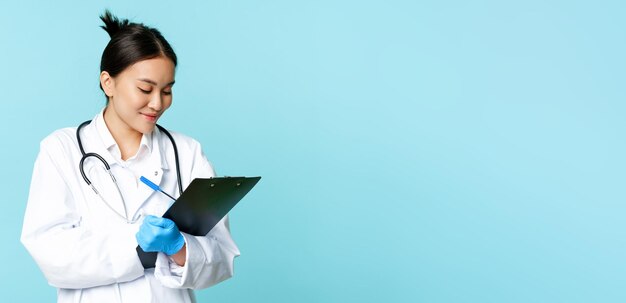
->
[100,71,115,97]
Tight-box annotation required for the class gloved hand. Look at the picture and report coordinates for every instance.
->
[136,215,185,256]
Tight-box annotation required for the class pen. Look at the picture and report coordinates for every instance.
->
[140,176,176,201]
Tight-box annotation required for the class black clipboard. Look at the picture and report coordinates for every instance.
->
[136,176,261,268]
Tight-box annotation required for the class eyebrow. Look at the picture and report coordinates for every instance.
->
[137,78,176,86]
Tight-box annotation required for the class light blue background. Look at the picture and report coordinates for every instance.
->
[1,0,625,302]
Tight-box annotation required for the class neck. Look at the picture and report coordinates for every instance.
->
[103,107,142,161]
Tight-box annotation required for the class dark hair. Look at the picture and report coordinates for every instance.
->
[99,10,177,95]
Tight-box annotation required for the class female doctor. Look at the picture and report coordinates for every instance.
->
[21,10,240,303]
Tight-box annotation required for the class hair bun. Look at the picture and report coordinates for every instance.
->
[99,9,130,38]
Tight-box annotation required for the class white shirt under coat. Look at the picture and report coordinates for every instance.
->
[21,110,240,303]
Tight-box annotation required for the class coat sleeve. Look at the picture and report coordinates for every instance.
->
[20,135,145,289]
[154,139,240,289]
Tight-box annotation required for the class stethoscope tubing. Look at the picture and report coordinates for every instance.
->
[76,120,182,223]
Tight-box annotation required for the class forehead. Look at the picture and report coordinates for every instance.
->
[121,56,175,84]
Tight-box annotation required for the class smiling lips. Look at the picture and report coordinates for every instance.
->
[141,113,158,122]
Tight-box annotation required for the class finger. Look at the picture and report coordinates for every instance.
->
[146,216,174,228]
[143,215,160,224]
[136,232,149,249]
[139,221,154,235]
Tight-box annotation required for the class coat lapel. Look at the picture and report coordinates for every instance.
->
[129,126,170,219]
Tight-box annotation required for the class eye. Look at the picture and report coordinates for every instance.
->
[138,87,152,94]
[162,90,172,96]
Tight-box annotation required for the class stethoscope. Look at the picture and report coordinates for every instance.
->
[77,120,183,223]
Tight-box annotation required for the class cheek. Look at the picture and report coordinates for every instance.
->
[117,85,133,102]
[125,88,149,108]
[163,96,173,110]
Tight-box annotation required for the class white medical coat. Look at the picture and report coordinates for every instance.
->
[21,111,240,303]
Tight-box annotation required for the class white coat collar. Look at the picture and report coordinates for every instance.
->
[95,109,153,156]
[83,108,169,170]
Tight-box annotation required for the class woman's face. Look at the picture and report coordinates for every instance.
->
[101,56,175,135]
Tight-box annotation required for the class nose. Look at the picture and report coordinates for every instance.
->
[148,94,163,112]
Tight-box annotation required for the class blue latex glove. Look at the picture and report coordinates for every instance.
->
[136,215,185,256]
